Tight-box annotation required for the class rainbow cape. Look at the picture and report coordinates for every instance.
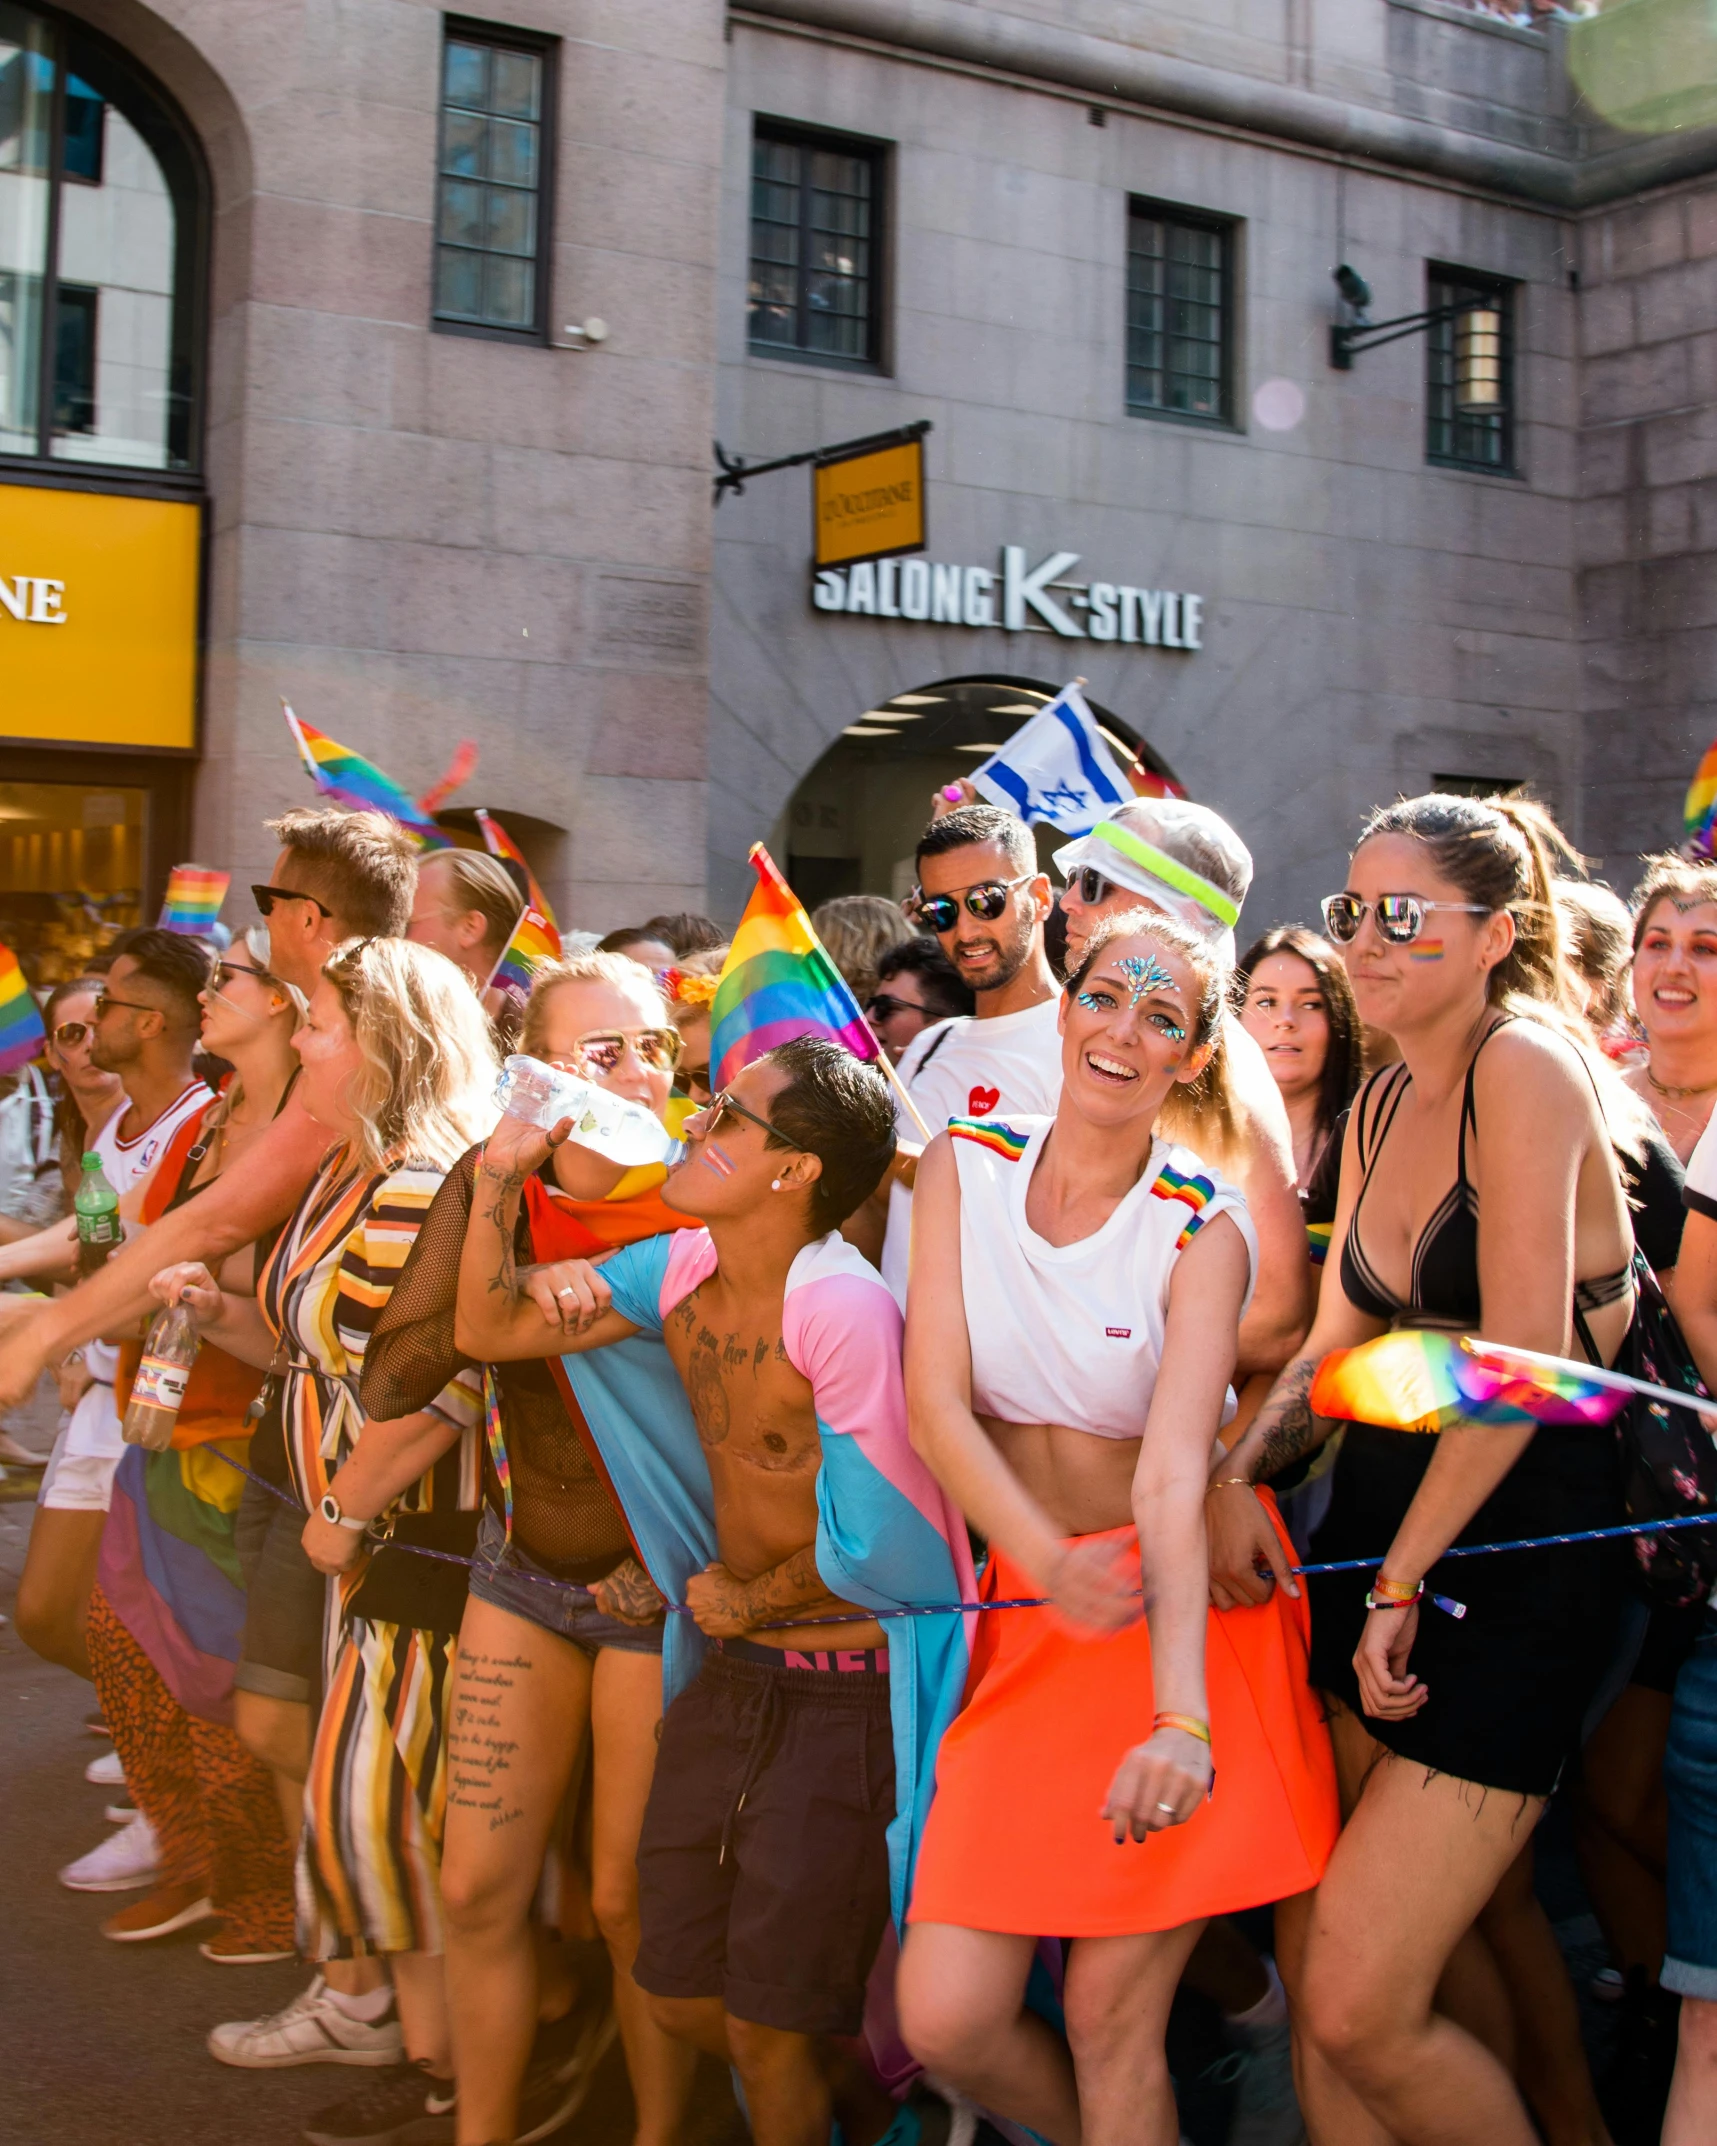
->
[0,942,45,1076]
[282,703,451,850]
[158,864,229,935]
[476,807,557,932]
[1686,734,1717,855]
[710,845,879,1090]
[489,903,561,998]
[1311,1329,1630,1435]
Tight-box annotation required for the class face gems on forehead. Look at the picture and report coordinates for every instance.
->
[1116,953,1176,1006]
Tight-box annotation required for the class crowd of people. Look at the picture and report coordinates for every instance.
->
[3,769,1717,2146]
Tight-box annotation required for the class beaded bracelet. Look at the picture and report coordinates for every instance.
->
[1154,1711,1212,1745]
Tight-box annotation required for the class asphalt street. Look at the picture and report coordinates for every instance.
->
[0,1393,744,2146]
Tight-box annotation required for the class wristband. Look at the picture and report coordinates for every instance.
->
[1364,1579,1423,1612]
[1154,1712,1211,1746]
[1209,1477,1253,1492]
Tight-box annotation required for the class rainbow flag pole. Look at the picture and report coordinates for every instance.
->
[0,941,46,1076]
[159,865,230,935]
[487,903,562,1000]
[1464,1336,1712,1423]
[282,701,450,850]
[475,808,556,933]
[712,845,933,1141]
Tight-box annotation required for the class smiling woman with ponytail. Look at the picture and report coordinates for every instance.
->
[1207,789,1642,2146]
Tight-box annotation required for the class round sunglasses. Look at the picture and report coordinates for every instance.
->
[905,874,1032,934]
[1321,893,1491,947]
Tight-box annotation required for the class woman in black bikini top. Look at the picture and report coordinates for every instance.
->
[1207,791,1641,2146]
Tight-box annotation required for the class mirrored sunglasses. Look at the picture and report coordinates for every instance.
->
[1320,893,1491,947]
[907,874,1031,933]
[564,1026,682,1076]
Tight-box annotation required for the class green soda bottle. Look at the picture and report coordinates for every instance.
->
[74,1152,123,1277]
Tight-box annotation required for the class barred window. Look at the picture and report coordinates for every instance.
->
[434,21,555,340]
[749,123,883,368]
[1126,204,1233,425]
[1426,268,1515,474]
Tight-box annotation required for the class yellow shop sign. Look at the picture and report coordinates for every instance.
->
[0,483,200,750]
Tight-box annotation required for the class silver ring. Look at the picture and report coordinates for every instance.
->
[556,1286,576,1298]
[1155,1801,1177,1814]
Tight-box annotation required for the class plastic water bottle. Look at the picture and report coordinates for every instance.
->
[122,1302,201,1450]
[73,1152,123,1276]
[494,1055,678,1168]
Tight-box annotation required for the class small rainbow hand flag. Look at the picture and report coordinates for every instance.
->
[283,703,451,850]
[489,904,562,999]
[710,846,880,1091]
[158,865,229,936]
[0,942,46,1077]
[1685,735,1717,856]
[476,808,556,933]
[1310,1329,1631,1435]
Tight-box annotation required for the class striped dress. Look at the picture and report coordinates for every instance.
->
[259,1144,482,1959]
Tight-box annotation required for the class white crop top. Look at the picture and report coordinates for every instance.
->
[950,1115,1257,1440]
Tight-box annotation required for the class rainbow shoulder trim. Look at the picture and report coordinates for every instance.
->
[947,1118,1031,1162]
[1149,1161,1217,1248]
[1306,1219,1333,1266]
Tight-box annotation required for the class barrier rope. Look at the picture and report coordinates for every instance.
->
[203,1445,1717,1630]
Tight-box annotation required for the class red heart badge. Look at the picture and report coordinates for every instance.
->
[968,1085,1000,1116]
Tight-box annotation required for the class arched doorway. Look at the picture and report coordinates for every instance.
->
[772,676,1184,908]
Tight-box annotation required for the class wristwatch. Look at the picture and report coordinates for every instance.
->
[317,1491,369,1533]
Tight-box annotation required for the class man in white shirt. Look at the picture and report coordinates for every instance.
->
[879,804,1064,1303]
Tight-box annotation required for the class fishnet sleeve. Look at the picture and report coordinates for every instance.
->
[361,1145,502,1420]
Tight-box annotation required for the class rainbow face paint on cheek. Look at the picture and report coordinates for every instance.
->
[1117,954,1176,1005]
[1408,941,1445,963]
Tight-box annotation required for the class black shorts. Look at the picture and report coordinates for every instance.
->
[632,1643,895,2037]
[232,1476,325,1708]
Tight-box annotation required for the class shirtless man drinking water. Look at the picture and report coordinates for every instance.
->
[456,1037,961,2146]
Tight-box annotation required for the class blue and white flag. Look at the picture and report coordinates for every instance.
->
[969,681,1130,835]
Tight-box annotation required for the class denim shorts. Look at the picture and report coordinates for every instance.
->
[466,1506,663,1657]
[1664,1603,1717,1999]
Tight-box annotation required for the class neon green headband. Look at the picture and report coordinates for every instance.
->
[1090,820,1241,929]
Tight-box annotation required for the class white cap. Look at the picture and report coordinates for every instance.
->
[1053,800,1253,966]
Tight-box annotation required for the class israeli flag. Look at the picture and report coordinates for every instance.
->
[969,681,1131,835]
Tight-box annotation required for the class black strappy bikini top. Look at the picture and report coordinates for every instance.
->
[1340,1018,1632,1333]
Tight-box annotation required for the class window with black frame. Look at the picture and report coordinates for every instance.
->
[1426,268,1516,473]
[1126,203,1233,426]
[0,2,205,470]
[748,123,883,368]
[434,21,555,340]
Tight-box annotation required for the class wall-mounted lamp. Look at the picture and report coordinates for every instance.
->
[560,317,610,349]
[1329,267,1504,407]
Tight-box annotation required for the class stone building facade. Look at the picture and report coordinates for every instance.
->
[1,0,1713,946]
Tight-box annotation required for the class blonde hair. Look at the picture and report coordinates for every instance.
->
[1066,907,1245,1167]
[264,806,418,937]
[810,895,916,1007]
[664,945,727,1015]
[1554,881,1633,1034]
[519,950,671,1060]
[238,924,309,1024]
[321,938,498,1171]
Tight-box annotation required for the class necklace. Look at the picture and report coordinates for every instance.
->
[1645,1067,1717,1103]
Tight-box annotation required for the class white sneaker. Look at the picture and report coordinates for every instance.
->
[207,1975,404,2070]
[85,1747,125,1787]
[59,1813,161,1892]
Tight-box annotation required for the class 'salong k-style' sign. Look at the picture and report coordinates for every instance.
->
[812,545,1204,649]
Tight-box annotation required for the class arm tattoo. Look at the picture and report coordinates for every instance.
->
[477,1166,525,1299]
[593,1556,664,1625]
[1252,1358,1323,1483]
[738,1543,828,1625]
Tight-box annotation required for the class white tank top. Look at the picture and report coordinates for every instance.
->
[950,1115,1257,1439]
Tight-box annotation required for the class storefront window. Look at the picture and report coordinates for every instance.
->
[0,779,146,987]
[0,2,204,472]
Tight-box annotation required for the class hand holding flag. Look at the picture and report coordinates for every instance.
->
[970,680,1131,835]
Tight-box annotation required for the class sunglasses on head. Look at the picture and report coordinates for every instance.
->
[51,1019,90,1047]
[906,874,1032,934]
[251,883,334,920]
[556,1026,682,1077]
[1321,893,1492,947]
[693,1089,801,1148]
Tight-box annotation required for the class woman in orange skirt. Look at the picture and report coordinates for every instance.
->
[899,909,1339,2145]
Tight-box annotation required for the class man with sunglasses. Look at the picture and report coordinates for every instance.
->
[457,1036,975,2146]
[2,931,214,1693]
[877,804,1064,1305]
[865,938,974,1065]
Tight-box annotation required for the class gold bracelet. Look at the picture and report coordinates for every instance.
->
[1209,1476,1253,1491]
[1154,1711,1212,1745]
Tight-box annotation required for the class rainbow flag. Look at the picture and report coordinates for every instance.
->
[419,740,479,814]
[282,703,450,850]
[489,903,562,999]
[158,865,229,936]
[1310,1329,1629,1436]
[710,845,880,1091]
[476,807,557,932]
[1686,735,1717,855]
[0,942,45,1076]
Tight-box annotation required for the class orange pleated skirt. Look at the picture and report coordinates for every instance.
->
[908,1505,1340,1936]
